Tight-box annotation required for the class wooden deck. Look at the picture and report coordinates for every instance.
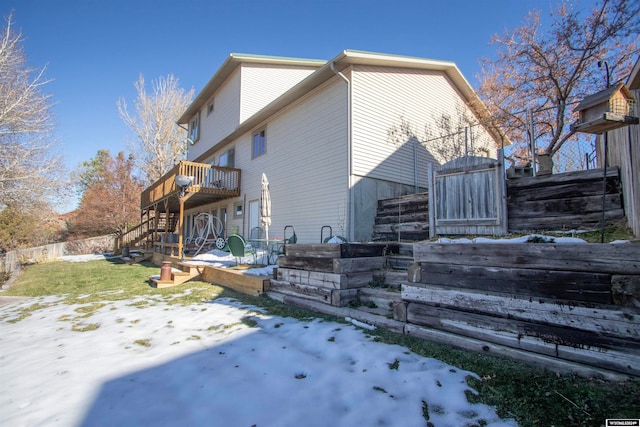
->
[141,160,241,212]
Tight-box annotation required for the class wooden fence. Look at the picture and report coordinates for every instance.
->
[405,242,640,377]
[0,235,117,274]
[433,155,507,235]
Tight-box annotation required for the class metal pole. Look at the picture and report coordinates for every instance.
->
[600,132,608,243]
[598,60,610,243]
[178,197,185,260]
[464,126,469,156]
[413,139,419,193]
[529,109,537,177]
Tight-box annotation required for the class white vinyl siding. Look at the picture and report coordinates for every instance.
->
[188,69,241,161]
[196,79,348,243]
[351,65,497,189]
[239,64,318,123]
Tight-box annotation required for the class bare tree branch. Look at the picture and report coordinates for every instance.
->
[478,0,640,159]
[0,12,67,209]
[118,74,194,185]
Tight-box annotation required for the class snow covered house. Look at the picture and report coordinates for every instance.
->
[140,50,505,252]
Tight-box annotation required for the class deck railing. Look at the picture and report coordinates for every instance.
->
[140,161,241,209]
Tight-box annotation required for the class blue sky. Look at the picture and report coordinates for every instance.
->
[3,0,596,210]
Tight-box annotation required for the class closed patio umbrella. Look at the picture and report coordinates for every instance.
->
[260,173,271,241]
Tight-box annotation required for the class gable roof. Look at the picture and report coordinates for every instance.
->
[573,82,634,112]
[186,50,509,162]
[178,53,326,124]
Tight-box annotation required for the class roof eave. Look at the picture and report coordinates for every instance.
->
[192,50,512,161]
[177,53,326,124]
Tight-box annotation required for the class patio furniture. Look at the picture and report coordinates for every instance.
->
[284,225,297,244]
[227,234,257,265]
[321,225,333,243]
[249,226,266,249]
[267,225,297,263]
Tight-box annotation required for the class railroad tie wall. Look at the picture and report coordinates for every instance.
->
[270,243,396,307]
[404,242,640,377]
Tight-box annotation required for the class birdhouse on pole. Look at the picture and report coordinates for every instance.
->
[571,82,639,134]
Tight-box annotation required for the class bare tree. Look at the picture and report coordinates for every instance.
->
[0,12,67,208]
[118,74,194,185]
[477,0,640,160]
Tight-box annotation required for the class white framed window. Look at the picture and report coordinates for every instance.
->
[189,111,201,143]
[219,147,235,168]
[252,129,266,159]
[207,99,214,116]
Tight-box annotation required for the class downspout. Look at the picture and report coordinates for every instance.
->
[330,62,353,241]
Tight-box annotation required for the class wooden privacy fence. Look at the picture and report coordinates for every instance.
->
[405,242,640,377]
[432,154,507,236]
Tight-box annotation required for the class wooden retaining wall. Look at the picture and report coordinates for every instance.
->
[406,242,640,377]
[271,243,397,307]
[506,168,624,231]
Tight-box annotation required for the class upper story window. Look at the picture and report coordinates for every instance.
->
[207,99,215,116]
[188,111,201,143]
[252,129,266,159]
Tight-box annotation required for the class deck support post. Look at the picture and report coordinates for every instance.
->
[177,196,185,260]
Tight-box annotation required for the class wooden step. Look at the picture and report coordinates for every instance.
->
[358,287,403,314]
[385,255,414,270]
[149,262,204,288]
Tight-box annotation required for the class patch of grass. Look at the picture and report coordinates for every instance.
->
[240,317,258,328]
[74,303,106,314]
[71,323,100,332]
[387,358,400,370]
[6,302,51,323]
[4,260,223,308]
[134,339,151,347]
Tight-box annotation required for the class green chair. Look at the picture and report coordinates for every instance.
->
[227,234,257,265]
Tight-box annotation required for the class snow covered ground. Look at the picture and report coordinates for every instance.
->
[0,293,518,426]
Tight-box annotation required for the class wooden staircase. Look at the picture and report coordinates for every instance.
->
[371,192,429,241]
[120,212,179,250]
[149,262,204,288]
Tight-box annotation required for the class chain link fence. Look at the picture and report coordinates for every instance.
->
[413,104,602,177]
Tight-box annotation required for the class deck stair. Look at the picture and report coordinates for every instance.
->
[120,212,179,251]
[123,250,154,264]
[149,262,204,288]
